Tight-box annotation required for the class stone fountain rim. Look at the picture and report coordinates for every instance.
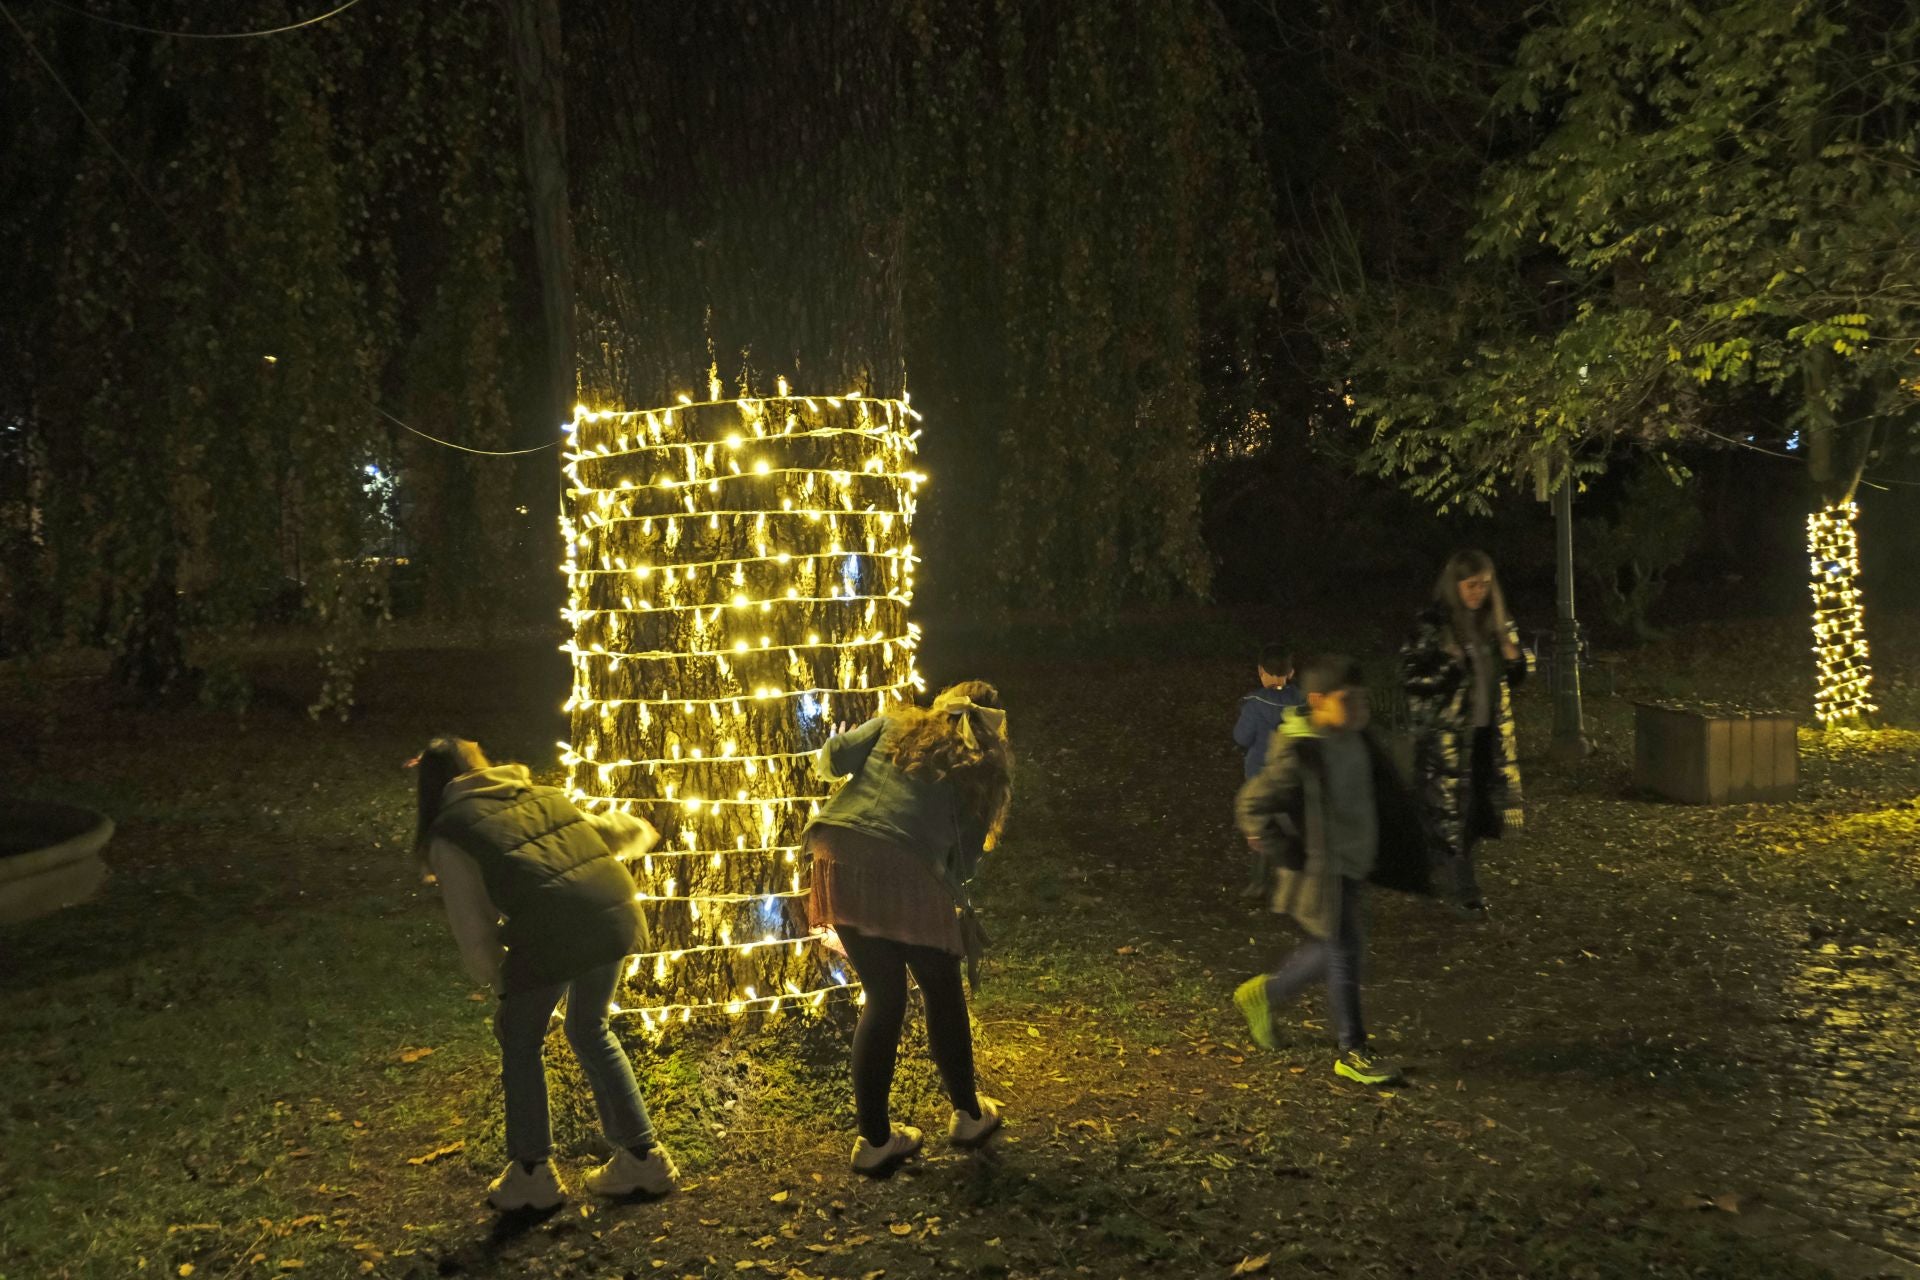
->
[0,801,116,885]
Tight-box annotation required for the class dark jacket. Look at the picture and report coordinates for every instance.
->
[1235,707,1434,938]
[1399,603,1531,861]
[805,715,987,903]
[1233,684,1306,777]
[430,770,647,993]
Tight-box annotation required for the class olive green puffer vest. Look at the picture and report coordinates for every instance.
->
[431,780,644,992]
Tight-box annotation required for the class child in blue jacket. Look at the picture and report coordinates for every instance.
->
[1233,644,1304,777]
[1233,644,1304,895]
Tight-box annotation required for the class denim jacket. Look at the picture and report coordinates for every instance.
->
[805,716,987,902]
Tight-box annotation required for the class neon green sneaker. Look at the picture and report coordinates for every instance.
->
[1333,1048,1404,1087]
[1233,976,1277,1050]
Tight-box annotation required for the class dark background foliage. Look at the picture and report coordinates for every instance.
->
[2,0,1915,704]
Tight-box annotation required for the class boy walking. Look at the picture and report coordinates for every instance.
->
[1232,644,1304,895]
[1232,655,1433,1085]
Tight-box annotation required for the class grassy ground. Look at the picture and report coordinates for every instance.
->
[1,609,1916,1279]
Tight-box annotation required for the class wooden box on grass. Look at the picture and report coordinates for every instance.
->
[1632,703,1797,804]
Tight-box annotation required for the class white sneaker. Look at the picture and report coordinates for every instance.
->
[486,1159,565,1212]
[850,1126,923,1176]
[583,1144,678,1198]
[948,1097,1003,1150]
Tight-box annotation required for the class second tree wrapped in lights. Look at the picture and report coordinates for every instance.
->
[558,386,925,1032]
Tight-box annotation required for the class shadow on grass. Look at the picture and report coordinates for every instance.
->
[485,1202,564,1245]
[1477,1032,1767,1093]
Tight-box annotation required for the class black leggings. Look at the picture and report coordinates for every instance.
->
[837,926,980,1146]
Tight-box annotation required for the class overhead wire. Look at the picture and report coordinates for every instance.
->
[0,0,556,459]
[35,0,368,41]
[1691,424,1920,490]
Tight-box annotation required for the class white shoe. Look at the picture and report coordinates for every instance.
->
[948,1097,1003,1150]
[850,1126,922,1176]
[486,1159,565,1212]
[583,1144,678,1198]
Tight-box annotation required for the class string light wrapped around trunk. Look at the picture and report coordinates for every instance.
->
[558,380,926,1032]
[1807,501,1875,725]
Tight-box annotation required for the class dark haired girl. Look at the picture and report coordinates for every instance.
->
[1400,552,1531,914]
[413,736,669,1211]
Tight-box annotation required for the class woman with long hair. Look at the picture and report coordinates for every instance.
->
[1400,551,1531,915]
[412,735,672,1212]
[805,681,1015,1175]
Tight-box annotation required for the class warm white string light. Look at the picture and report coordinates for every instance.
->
[566,466,926,493]
[564,594,908,617]
[564,630,915,662]
[563,678,914,710]
[566,549,915,574]
[580,509,909,528]
[623,982,864,1031]
[1807,501,1875,725]
[561,385,923,1031]
[634,888,811,904]
[559,743,818,768]
[625,846,801,861]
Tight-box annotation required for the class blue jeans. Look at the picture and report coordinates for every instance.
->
[495,961,654,1163]
[1264,877,1367,1050]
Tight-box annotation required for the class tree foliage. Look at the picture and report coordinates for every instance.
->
[565,0,1275,616]
[1575,461,1701,641]
[902,0,1275,612]
[0,1,532,703]
[1319,0,1920,510]
[1,0,1280,702]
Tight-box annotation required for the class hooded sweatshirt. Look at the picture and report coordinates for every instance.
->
[1235,706,1433,936]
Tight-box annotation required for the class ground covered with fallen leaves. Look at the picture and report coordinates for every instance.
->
[2,608,1916,1280]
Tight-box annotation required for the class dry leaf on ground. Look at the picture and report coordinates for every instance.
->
[405,1141,464,1166]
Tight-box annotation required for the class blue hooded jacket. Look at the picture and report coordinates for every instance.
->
[1233,684,1305,777]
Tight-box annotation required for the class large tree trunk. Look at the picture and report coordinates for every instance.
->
[501,0,574,597]
[107,553,191,700]
[1802,352,1878,726]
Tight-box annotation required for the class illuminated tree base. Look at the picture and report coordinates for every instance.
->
[558,383,925,1032]
[1807,501,1874,726]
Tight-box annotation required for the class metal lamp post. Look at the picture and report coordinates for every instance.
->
[1549,470,1591,760]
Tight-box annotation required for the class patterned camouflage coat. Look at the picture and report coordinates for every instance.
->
[1399,603,1530,862]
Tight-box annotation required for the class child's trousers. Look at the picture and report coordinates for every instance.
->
[496,960,655,1163]
[836,925,980,1147]
[1264,877,1367,1050]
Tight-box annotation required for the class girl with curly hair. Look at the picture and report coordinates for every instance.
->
[804,681,1014,1175]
